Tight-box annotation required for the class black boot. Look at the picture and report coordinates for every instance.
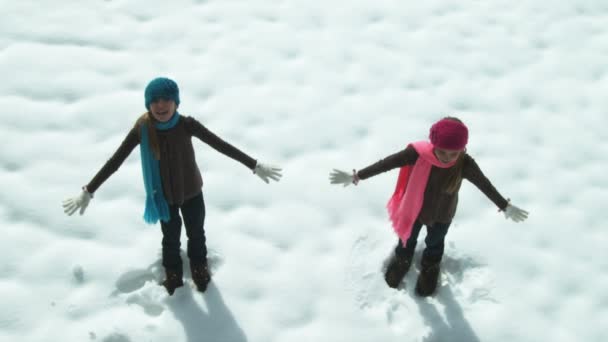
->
[190,260,211,293]
[162,268,184,296]
[384,253,413,288]
[415,255,441,297]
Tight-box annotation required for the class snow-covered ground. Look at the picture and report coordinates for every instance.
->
[1,1,607,341]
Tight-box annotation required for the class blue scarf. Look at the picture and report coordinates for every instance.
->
[140,112,181,224]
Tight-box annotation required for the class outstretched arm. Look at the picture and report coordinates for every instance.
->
[462,154,529,222]
[186,116,282,183]
[462,155,509,209]
[330,146,417,186]
[63,126,140,216]
[186,116,257,169]
[86,126,140,194]
[357,146,418,180]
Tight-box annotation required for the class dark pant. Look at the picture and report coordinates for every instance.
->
[160,192,207,270]
[394,220,451,262]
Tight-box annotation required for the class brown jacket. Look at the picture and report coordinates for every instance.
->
[357,145,508,225]
[86,115,257,205]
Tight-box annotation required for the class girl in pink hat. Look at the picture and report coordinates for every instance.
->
[329,116,528,296]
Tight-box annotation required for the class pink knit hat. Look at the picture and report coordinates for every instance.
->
[429,118,469,150]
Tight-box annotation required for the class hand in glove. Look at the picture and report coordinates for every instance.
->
[329,169,359,187]
[503,203,529,223]
[254,162,282,183]
[62,188,92,216]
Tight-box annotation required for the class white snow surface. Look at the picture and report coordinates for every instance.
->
[1,1,607,341]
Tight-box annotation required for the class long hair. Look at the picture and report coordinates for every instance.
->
[135,112,161,160]
[441,116,466,194]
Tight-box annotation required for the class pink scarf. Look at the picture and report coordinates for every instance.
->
[386,141,458,243]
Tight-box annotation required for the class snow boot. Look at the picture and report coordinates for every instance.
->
[162,268,184,296]
[415,255,441,297]
[190,260,211,293]
[384,253,413,288]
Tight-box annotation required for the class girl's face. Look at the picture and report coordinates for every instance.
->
[434,147,462,164]
[149,98,177,122]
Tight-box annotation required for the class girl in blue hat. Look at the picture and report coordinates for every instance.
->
[63,77,282,295]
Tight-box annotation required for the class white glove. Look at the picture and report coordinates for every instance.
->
[254,162,282,184]
[62,189,92,216]
[329,169,358,187]
[503,203,529,223]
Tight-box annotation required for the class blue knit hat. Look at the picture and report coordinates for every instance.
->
[144,77,180,110]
